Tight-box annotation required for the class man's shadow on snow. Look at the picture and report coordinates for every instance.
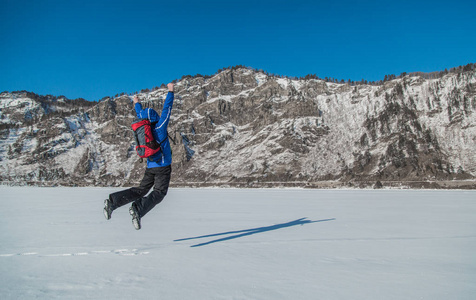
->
[174,217,336,247]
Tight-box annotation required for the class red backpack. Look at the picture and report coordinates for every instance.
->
[131,119,161,158]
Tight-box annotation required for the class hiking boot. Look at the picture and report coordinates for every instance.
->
[129,203,141,230]
[103,199,113,220]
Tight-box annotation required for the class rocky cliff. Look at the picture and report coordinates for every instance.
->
[1,66,475,189]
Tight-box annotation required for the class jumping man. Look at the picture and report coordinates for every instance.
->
[103,83,175,229]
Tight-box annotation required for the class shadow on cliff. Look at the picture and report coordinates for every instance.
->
[174,217,336,247]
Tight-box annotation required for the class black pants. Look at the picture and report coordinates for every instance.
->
[109,165,171,218]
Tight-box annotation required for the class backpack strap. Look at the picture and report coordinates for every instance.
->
[146,132,171,163]
[147,121,175,163]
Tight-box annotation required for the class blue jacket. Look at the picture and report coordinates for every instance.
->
[134,91,174,168]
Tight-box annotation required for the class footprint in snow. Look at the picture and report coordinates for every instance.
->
[0,249,149,257]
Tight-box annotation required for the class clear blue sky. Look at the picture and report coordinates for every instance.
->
[1,0,475,101]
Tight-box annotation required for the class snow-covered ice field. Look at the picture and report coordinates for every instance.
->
[1,187,475,299]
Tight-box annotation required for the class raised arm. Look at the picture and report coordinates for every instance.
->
[156,83,174,130]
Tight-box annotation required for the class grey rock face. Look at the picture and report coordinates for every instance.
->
[1,67,475,189]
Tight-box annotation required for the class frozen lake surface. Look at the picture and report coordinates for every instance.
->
[1,187,475,299]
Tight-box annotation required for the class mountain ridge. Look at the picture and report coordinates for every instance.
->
[1,65,475,189]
